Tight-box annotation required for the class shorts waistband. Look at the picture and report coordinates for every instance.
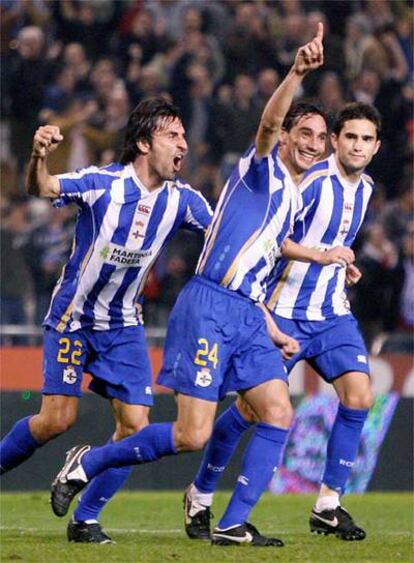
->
[191,275,255,304]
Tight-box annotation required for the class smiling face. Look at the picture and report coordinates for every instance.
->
[138,117,188,185]
[279,113,328,181]
[332,118,380,180]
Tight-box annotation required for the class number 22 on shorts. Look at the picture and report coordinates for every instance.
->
[194,338,219,369]
[57,337,83,365]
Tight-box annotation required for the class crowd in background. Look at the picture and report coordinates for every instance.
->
[1,0,413,352]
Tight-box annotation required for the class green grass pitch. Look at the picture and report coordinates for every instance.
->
[0,491,412,562]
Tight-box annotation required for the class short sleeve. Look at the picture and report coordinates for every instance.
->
[182,188,213,233]
[54,166,101,208]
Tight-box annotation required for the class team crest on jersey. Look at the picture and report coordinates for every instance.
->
[99,243,152,267]
[195,367,212,387]
[138,204,151,215]
[63,365,77,384]
[132,221,145,239]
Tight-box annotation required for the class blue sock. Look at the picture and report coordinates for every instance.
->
[74,437,132,522]
[218,423,288,529]
[195,403,252,493]
[322,403,369,494]
[0,417,40,473]
[82,423,176,479]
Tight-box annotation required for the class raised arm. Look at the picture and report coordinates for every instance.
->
[255,22,324,159]
[26,125,63,198]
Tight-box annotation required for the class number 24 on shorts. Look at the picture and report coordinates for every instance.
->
[194,338,219,369]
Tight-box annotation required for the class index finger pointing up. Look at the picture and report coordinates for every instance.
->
[316,21,324,42]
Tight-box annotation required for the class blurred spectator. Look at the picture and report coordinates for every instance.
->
[118,7,169,70]
[374,24,409,82]
[256,68,280,109]
[41,96,109,173]
[209,74,262,179]
[8,26,50,177]
[364,0,394,31]
[380,182,414,249]
[61,42,92,93]
[89,57,123,108]
[169,29,223,127]
[22,206,75,326]
[42,65,78,114]
[222,2,277,83]
[351,68,381,105]
[394,12,413,81]
[399,221,414,331]
[156,253,189,325]
[185,63,214,173]
[352,223,403,349]
[0,198,32,342]
[317,71,347,114]
[276,13,306,75]
[344,13,385,80]
[52,0,120,60]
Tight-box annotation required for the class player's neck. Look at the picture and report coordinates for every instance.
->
[131,161,165,192]
[334,154,363,184]
[279,155,303,186]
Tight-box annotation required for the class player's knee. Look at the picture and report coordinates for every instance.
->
[341,388,374,410]
[258,400,293,429]
[115,418,149,440]
[235,397,257,423]
[34,411,76,440]
[175,425,211,451]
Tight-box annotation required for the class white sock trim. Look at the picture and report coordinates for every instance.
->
[315,494,340,512]
[191,483,213,507]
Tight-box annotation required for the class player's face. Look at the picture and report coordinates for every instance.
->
[146,117,188,181]
[283,114,327,173]
[331,119,380,177]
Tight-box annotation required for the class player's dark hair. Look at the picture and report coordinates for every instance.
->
[120,97,182,164]
[333,102,382,138]
[282,101,328,132]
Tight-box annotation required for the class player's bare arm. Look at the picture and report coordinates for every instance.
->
[26,125,63,198]
[256,303,300,359]
[281,238,354,267]
[255,22,324,158]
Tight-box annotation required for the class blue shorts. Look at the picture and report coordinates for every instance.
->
[273,314,370,382]
[42,325,153,405]
[157,276,287,402]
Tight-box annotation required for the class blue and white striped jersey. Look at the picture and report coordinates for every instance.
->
[196,144,300,302]
[44,162,212,332]
[266,154,374,320]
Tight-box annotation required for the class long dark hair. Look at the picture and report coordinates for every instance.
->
[120,97,182,164]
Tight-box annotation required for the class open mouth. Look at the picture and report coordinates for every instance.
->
[173,155,184,172]
[298,151,317,163]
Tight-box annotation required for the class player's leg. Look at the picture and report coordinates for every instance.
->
[184,397,255,539]
[68,325,153,543]
[186,311,306,540]
[310,371,372,540]
[0,328,84,474]
[211,378,292,546]
[308,318,372,540]
[69,401,149,544]
[50,393,217,517]
[50,277,226,517]
[0,394,79,473]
